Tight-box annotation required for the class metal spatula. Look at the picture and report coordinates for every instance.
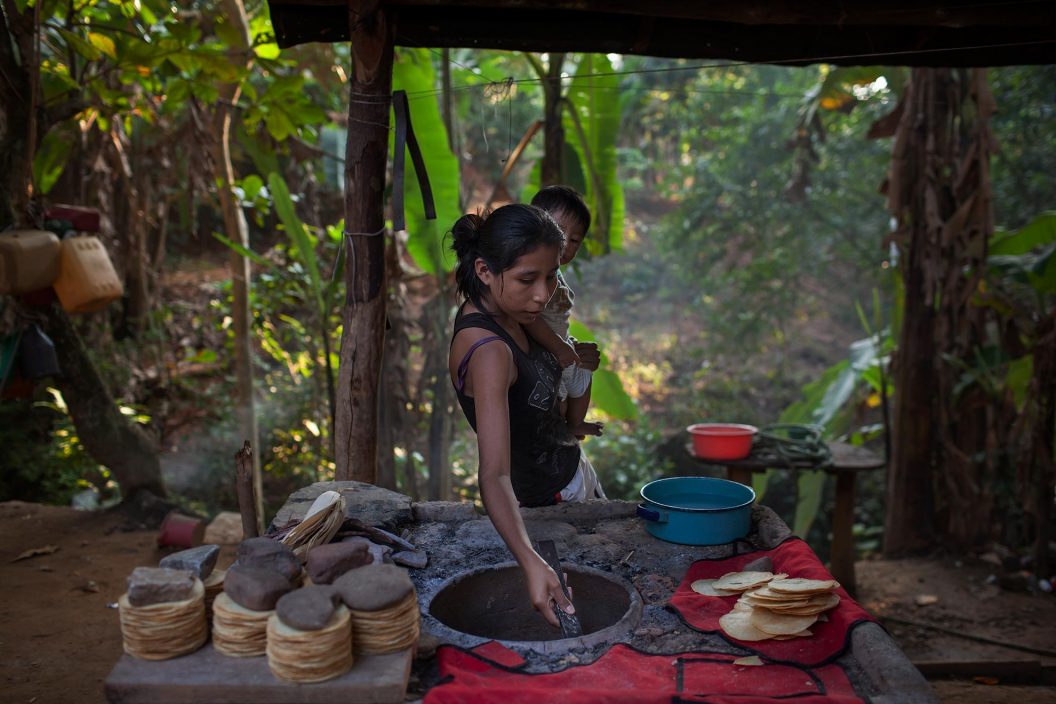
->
[537,539,583,637]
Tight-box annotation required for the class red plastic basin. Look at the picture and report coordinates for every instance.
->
[687,423,758,461]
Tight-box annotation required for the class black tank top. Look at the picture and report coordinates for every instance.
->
[452,310,580,507]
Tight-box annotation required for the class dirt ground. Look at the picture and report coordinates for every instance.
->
[1,500,1054,704]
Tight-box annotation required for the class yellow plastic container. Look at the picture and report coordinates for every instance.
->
[53,236,124,313]
[0,230,61,294]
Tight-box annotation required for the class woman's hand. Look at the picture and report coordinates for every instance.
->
[524,555,575,628]
[572,341,601,372]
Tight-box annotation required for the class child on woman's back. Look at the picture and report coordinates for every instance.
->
[526,186,603,439]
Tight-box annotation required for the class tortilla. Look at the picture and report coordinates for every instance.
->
[749,607,818,635]
[767,577,838,594]
[719,608,773,641]
[713,571,774,592]
[691,579,739,597]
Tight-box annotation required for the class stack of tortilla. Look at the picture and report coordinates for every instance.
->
[334,564,421,656]
[211,592,273,656]
[118,578,208,660]
[693,571,841,642]
[267,605,354,683]
[202,569,226,624]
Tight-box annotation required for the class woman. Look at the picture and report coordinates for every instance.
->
[448,204,603,627]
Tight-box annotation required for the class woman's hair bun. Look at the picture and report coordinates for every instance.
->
[451,211,485,259]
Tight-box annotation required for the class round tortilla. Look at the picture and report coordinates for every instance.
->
[719,608,773,641]
[713,571,774,592]
[691,579,739,597]
[750,607,818,635]
[767,577,837,594]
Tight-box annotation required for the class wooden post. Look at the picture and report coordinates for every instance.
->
[540,53,566,187]
[234,441,259,539]
[334,1,394,483]
[829,471,857,595]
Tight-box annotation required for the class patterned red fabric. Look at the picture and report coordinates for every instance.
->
[668,538,876,666]
[426,642,864,703]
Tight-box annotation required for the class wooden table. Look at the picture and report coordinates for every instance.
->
[699,442,884,595]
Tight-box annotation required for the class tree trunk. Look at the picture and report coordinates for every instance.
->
[334,3,393,483]
[883,68,996,555]
[540,53,566,187]
[0,3,33,229]
[210,0,262,528]
[45,304,165,496]
[425,289,452,501]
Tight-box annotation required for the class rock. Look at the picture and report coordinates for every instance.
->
[634,626,665,638]
[392,550,428,569]
[416,633,440,659]
[455,519,576,551]
[306,541,373,584]
[411,501,479,523]
[160,544,220,580]
[751,505,792,549]
[334,563,414,612]
[127,567,196,606]
[235,537,301,584]
[271,481,412,531]
[632,574,677,604]
[203,512,244,545]
[341,536,392,565]
[276,586,339,631]
[224,565,293,611]
[519,500,638,524]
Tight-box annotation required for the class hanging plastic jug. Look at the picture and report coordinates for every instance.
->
[18,324,61,379]
[53,236,123,314]
[0,230,61,295]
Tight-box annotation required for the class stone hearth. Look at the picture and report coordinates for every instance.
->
[273,481,935,702]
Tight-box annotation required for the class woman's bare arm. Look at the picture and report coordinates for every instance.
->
[462,336,574,627]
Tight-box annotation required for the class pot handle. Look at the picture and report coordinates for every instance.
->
[636,504,668,523]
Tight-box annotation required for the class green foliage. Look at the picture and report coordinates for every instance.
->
[625,60,893,355]
[579,419,674,501]
[392,49,462,274]
[563,54,626,254]
[0,391,122,506]
[568,319,636,420]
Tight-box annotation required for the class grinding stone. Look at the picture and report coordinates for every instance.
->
[224,564,293,611]
[333,563,413,612]
[276,586,340,631]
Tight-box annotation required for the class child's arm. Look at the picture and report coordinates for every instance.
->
[467,337,574,627]
[525,318,579,368]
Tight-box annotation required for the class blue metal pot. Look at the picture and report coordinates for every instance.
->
[637,477,755,546]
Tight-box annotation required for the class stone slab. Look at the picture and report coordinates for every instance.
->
[104,644,412,704]
[270,482,412,531]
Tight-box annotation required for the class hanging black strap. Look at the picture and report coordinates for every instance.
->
[391,89,436,232]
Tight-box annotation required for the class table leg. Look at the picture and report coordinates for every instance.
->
[726,466,753,486]
[830,471,857,596]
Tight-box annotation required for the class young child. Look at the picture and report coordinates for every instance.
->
[526,186,603,439]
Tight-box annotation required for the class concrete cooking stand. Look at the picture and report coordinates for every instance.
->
[296,482,933,703]
[106,481,935,703]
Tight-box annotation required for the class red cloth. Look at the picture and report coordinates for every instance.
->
[426,642,864,704]
[668,538,876,666]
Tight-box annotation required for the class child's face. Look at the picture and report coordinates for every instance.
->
[477,244,560,325]
[552,211,586,266]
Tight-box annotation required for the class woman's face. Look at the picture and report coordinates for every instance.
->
[477,244,560,325]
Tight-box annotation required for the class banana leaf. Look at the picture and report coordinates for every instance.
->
[391,48,461,274]
[568,319,637,420]
[563,54,625,254]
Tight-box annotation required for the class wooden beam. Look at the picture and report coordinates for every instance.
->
[276,0,1055,28]
[334,0,394,483]
[270,5,1056,66]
